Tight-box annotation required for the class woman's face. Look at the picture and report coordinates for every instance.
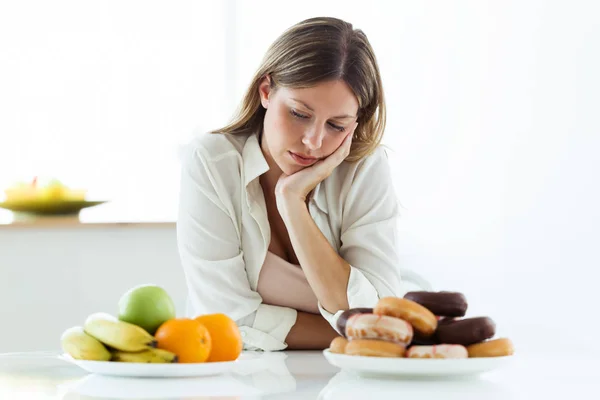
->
[258,78,359,176]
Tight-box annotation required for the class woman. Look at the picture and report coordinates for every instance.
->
[177,17,430,351]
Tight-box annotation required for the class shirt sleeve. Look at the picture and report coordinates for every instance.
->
[177,142,297,351]
[318,147,433,331]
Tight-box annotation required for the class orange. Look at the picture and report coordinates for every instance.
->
[195,313,243,362]
[155,318,212,363]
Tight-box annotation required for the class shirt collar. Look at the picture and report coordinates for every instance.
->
[242,130,329,215]
[310,181,328,215]
[242,131,270,187]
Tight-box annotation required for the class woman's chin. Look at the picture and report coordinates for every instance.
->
[275,156,305,176]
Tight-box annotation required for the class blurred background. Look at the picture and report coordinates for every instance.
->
[0,0,598,356]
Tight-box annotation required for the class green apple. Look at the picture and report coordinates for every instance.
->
[117,284,176,334]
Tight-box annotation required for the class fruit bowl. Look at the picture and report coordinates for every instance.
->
[60,284,248,380]
[0,199,108,216]
[2,177,107,216]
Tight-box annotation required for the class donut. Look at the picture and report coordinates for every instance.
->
[345,313,413,345]
[406,344,468,359]
[329,336,348,354]
[467,338,514,357]
[374,297,437,336]
[336,307,373,337]
[435,317,496,346]
[345,339,406,358]
[410,331,441,346]
[404,291,468,317]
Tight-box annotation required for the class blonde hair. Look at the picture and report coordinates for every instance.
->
[211,17,386,162]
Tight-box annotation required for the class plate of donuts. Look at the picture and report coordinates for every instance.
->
[324,291,515,378]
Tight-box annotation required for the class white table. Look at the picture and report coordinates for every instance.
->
[1,350,598,399]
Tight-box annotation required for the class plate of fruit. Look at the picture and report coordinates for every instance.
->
[1,176,107,216]
[323,291,515,378]
[59,284,247,378]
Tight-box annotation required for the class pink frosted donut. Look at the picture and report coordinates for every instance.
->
[406,344,468,359]
[345,313,413,346]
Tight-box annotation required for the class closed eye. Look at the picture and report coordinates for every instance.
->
[290,109,309,119]
[328,122,345,132]
[291,108,345,132]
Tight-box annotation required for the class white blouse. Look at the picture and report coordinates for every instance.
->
[177,130,431,351]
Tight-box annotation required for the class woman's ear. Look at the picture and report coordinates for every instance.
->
[258,75,272,109]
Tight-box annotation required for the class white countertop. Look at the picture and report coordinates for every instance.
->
[1,350,598,399]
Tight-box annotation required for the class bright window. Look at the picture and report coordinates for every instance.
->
[0,1,228,222]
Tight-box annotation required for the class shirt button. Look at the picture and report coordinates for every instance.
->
[241,332,247,337]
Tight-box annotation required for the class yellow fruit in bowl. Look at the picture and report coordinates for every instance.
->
[64,189,87,201]
[39,184,66,201]
[3,182,36,202]
[3,177,87,203]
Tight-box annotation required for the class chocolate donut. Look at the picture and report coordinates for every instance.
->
[336,307,373,337]
[435,316,496,346]
[404,291,468,317]
[410,331,441,346]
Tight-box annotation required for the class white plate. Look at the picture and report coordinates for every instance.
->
[59,353,243,378]
[323,350,514,378]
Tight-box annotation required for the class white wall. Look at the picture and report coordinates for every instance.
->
[0,226,186,353]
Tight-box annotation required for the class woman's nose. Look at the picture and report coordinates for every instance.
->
[301,125,325,151]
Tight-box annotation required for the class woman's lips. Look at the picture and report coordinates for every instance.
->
[289,151,318,166]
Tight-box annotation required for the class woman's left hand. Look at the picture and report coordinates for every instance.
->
[275,123,357,209]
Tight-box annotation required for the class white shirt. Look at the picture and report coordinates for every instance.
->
[177,130,431,351]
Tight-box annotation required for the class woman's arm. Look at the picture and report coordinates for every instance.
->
[274,130,356,315]
[285,311,340,350]
[278,199,350,314]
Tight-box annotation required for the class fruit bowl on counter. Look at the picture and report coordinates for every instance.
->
[60,284,248,378]
[0,176,107,217]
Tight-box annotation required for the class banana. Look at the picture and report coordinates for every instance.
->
[61,326,111,361]
[111,348,178,363]
[83,312,157,352]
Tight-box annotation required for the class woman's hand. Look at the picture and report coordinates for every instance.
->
[275,123,357,209]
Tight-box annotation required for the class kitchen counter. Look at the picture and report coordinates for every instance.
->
[0,217,175,229]
[1,350,598,399]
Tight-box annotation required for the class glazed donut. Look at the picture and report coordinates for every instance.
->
[467,338,514,358]
[345,339,406,358]
[435,317,496,346]
[329,336,348,354]
[406,344,468,359]
[336,307,373,338]
[345,313,413,345]
[374,297,437,336]
[404,291,468,317]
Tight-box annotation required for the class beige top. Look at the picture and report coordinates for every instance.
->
[256,251,320,315]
